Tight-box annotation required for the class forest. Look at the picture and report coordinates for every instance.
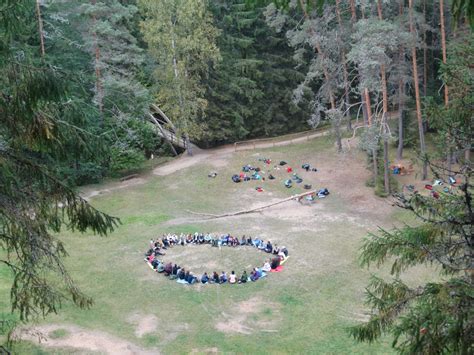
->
[0,0,472,354]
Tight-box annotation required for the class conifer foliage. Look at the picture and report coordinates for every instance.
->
[0,0,119,321]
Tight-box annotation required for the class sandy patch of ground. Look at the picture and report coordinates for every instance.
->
[16,324,159,354]
[215,297,281,335]
[128,314,158,338]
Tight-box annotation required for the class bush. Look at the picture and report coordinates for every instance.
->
[109,147,146,174]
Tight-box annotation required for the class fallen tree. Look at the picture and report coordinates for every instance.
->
[186,189,319,219]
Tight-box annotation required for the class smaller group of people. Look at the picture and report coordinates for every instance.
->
[144,233,289,286]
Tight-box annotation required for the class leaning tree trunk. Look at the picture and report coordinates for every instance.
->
[35,0,45,57]
[409,0,428,180]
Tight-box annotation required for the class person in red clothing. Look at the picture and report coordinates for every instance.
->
[286,167,293,173]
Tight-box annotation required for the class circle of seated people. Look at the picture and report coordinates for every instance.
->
[144,233,290,285]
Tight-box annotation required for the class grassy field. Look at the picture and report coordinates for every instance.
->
[1,136,436,354]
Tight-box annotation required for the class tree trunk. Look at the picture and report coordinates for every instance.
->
[397,0,405,161]
[335,0,351,131]
[397,83,405,160]
[35,0,45,57]
[409,0,428,180]
[364,88,372,126]
[170,22,193,156]
[377,5,391,193]
[440,0,449,106]
[440,0,454,173]
[91,0,103,117]
[423,0,428,97]
[361,92,369,126]
[372,149,378,182]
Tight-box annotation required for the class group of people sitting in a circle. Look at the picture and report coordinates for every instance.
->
[144,232,289,285]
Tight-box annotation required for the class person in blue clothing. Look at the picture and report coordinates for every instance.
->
[201,272,209,284]
[219,271,228,284]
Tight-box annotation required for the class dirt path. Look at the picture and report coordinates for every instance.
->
[153,129,330,177]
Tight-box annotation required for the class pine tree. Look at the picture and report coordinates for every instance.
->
[351,33,473,352]
[0,0,119,321]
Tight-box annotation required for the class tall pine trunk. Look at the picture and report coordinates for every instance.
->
[91,0,103,117]
[409,0,428,180]
[378,0,390,193]
[35,0,45,57]
[335,0,351,131]
[397,0,405,160]
[350,0,369,126]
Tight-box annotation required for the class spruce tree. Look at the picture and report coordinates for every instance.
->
[0,0,118,322]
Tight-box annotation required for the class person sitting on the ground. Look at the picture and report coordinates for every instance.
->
[212,271,219,284]
[270,257,281,270]
[239,271,248,283]
[256,267,263,278]
[164,262,173,276]
[284,179,292,188]
[147,254,155,263]
[229,271,237,284]
[279,161,287,166]
[145,248,153,258]
[232,174,241,183]
[156,262,165,273]
[186,271,197,284]
[280,246,289,257]
[250,269,259,282]
[286,167,293,173]
[302,163,310,171]
[247,236,253,245]
[151,258,160,269]
[262,260,271,272]
[265,240,273,253]
[219,271,228,284]
[304,184,312,190]
[186,234,193,243]
[268,174,275,180]
[258,240,266,251]
[240,236,247,245]
[208,172,218,178]
[178,268,186,280]
[172,264,179,275]
[154,246,165,256]
[201,272,209,284]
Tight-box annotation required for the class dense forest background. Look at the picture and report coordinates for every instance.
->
[7,0,469,190]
